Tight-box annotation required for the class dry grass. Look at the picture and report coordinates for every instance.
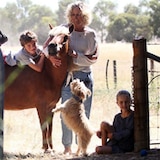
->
[3,43,160,159]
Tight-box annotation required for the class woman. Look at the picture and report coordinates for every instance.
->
[60,1,99,154]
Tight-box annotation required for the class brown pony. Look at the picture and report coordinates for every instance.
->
[4,25,73,151]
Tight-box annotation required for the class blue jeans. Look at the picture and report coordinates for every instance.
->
[61,71,93,147]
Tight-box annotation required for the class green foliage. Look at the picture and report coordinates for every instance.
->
[0,0,56,45]
[0,0,159,43]
[148,0,160,37]
[136,15,153,40]
[56,0,74,25]
[91,0,116,43]
[107,13,136,42]
[0,3,22,44]
[124,4,141,15]
[106,2,154,42]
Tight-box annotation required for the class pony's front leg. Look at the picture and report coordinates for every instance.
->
[42,112,54,152]
[47,112,54,150]
[37,107,51,152]
[42,127,48,151]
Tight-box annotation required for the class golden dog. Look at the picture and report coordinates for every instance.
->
[52,78,94,156]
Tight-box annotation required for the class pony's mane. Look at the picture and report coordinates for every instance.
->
[49,25,69,36]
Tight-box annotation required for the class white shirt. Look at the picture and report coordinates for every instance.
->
[69,27,98,72]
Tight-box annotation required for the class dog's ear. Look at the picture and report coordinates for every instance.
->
[77,90,85,100]
[86,88,91,97]
[70,79,80,90]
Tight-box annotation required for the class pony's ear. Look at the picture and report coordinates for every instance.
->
[49,24,53,29]
[69,24,74,34]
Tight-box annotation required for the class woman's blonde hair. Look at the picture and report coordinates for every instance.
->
[65,1,92,26]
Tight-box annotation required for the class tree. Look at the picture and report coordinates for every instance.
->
[107,3,153,42]
[19,4,57,44]
[148,0,160,37]
[107,13,136,42]
[91,0,116,43]
[0,0,156,43]
[0,2,22,44]
[0,0,56,45]
[56,0,74,25]
[135,15,153,40]
[124,4,141,15]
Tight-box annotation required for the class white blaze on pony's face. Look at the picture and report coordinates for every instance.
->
[49,26,69,45]
[47,25,74,57]
[49,25,70,37]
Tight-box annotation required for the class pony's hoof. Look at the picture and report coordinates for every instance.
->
[44,148,55,154]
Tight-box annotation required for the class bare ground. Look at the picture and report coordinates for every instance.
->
[3,43,160,160]
[3,149,160,160]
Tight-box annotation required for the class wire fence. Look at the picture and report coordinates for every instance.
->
[105,57,160,149]
[148,59,160,149]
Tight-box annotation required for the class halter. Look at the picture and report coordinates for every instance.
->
[72,94,83,103]
[48,35,68,56]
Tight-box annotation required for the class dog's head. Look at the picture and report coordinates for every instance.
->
[70,78,91,101]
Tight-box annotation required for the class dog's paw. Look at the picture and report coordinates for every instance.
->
[82,153,89,157]
[52,108,56,113]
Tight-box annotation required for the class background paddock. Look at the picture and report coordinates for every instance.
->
[3,42,160,155]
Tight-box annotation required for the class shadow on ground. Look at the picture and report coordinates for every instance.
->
[4,149,160,160]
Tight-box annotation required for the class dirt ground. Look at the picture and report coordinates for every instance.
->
[3,149,160,160]
[3,43,160,160]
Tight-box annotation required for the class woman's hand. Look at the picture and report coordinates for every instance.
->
[85,54,98,60]
[108,132,113,139]
[68,49,77,58]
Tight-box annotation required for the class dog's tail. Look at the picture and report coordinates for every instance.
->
[91,128,98,136]
[52,106,62,113]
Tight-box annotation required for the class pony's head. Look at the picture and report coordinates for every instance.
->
[0,31,8,46]
[47,24,74,56]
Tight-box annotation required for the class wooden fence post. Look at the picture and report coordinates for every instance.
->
[0,48,4,159]
[132,38,150,152]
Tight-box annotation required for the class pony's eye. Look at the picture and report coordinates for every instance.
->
[63,35,68,42]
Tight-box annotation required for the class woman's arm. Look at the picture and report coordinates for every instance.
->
[71,30,99,66]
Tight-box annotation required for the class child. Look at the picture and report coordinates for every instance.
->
[5,30,45,72]
[96,90,134,154]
